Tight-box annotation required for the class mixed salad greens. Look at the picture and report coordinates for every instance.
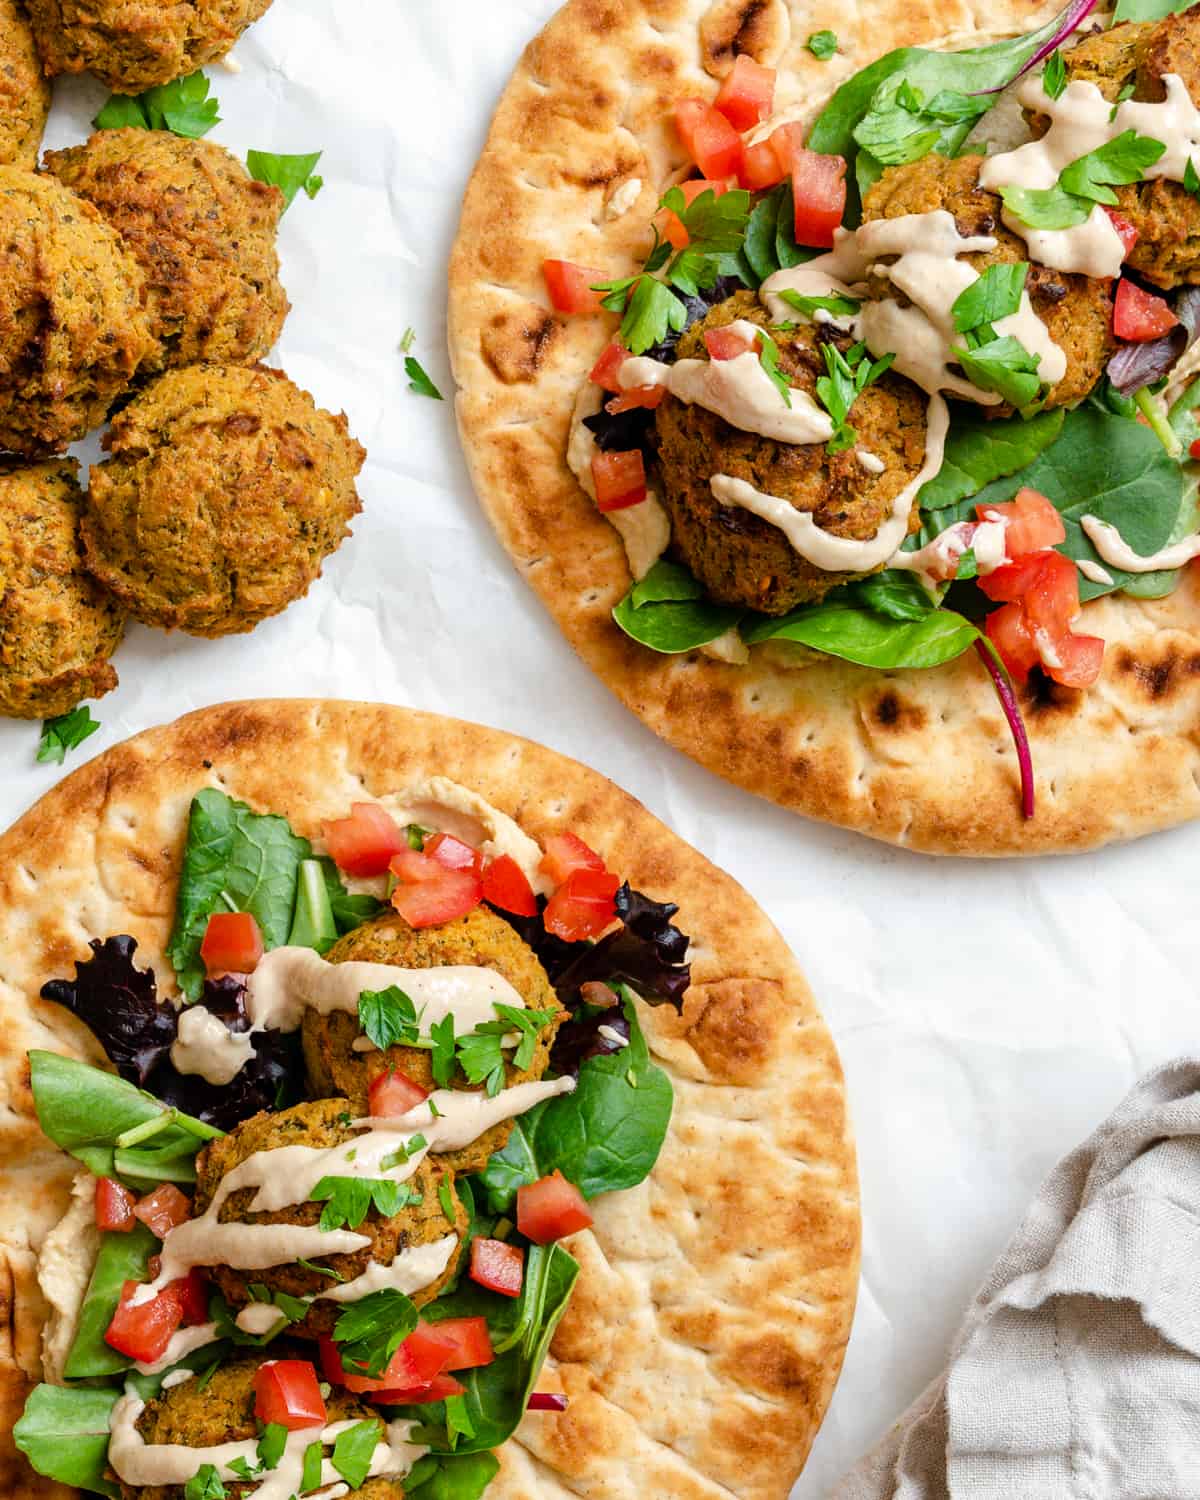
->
[16,789,688,1499]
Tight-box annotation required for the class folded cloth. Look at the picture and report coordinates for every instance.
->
[832,1057,1200,1500]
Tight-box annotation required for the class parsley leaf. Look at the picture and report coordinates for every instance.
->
[310,1175,417,1232]
[37,706,101,766]
[998,182,1093,230]
[1185,156,1200,200]
[951,262,1028,334]
[438,1176,457,1223]
[405,356,443,400]
[454,1028,506,1097]
[1058,129,1165,205]
[777,288,861,321]
[815,342,895,454]
[954,333,1043,407]
[257,1423,288,1471]
[333,1290,419,1378]
[807,29,838,59]
[756,327,792,408]
[358,987,421,1050]
[95,71,220,137]
[1109,81,1135,123]
[595,272,689,355]
[297,1257,345,1282]
[246,149,324,209]
[1042,50,1066,101]
[430,1014,456,1088]
[660,185,751,255]
[184,1466,227,1500]
[301,1442,324,1493]
[332,1420,383,1489]
[227,1457,257,1480]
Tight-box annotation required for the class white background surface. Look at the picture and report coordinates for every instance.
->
[3,2,1197,1492]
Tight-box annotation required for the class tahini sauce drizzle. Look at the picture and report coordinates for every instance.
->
[1081,514,1200,571]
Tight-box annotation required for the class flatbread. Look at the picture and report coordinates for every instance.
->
[448,0,1200,856]
[0,699,858,1500]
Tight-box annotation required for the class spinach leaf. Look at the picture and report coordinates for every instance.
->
[807,2,1087,223]
[30,1051,220,1182]
[394,1245,578,1454]
[404,1450,500,1498]
[850,571,939,621]
[1113,0,1198,22]
[14,1384,121,1497]
[64,1223,159,1379]
[743,600,979,667]
[613,560,743,653]
[741,181,809,283]
[916,406,1064,511]
[965,404,1184,600]
[475,993,672,1207]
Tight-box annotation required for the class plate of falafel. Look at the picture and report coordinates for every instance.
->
[0,698,858,1500]
[449,0,1200,856]
[0,0,365,740]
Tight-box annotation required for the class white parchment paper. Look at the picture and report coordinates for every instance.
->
[1,2,1197,1493]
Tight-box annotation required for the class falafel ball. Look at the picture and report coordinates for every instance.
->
[45,130,290,373]
[193,1098,467,1337]
[305,909,564,1176]
[81,363,365,636]
[0,0,51,167]
[0,458,124,717]
[114,1355,408,1500]
[862,154,1114,407]
[652,291,929,615]
[1033,14,1200,288]
[26,0,273,93]
[0,168,156,455]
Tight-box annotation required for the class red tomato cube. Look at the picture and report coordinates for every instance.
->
[1046,631,1105,689]
[420,1316,494,1371]
[168,1269,210,1327]
[704,326,755,361]
[470,1237,525,1297]
[1103,207,1139,259]
[738,137,787,191]
[589,340,628,393]
[105,1280,184,1364]
[323,803,407,876]
[95,1177,136,1233]
[539,831,605,886]
[255,1360,327,1429]
[976,488,1065,558]
[199,911,264,976]
[133,1184,191,1240]
[674,98,743,179]
[656,177,728,249]
[591,449,647,512]
[370,1372,466,1405]
[367,1067,430,1118]
[424,832,484,876]
[1113,277,1179,342]
[771,133,847,249]
[606,384,666,414]
[389,846,483,928]
[481,853,538,917]
[517,1171,595,1244]
[544,867,620,941]
[543,259,607,314]
[714,55,776,131]
[985,603,1039,684]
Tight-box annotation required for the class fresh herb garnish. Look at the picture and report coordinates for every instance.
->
[184,1464,228,1500]
[257,1423,288,1471]
[777,289,862,320]
[310,1175,418,1231]
[1109,81,1136,122]
[1186,156,1200,200]
[404,822,431,850]
[297,1256,345,1282]
[331,1420,383,1489]
[438,1176,457,1223]
[301,1441,324,1493]
[334,1292,419,1378]
[37,706,101,765]
[954,332,1043,408]
[95,71,220,137]
[807,29,839,59]
[593,273,686,354]
[358,987,421,1050]
[1042,49,1066,101]
[815,341,895,453]
[445,1393,476,1448]
[1001,130,1165,229]
[246,149,323,208]
[406,356,444,400]
[430,1014,456,1088]
[951,262,1028,333]
[756,326,792,407]
[456,1005,559,1096]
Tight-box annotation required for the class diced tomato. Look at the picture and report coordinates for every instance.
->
[977,551,1051,604]
[481,853,538,917]
[95,1177,136,1233]
[704,326,755,361]
[470,1237,525,1297]
[168,1269,209,1327]
[517,1171,595,1244]
[1113,277,1179,342]
[591,449,647,512]
[771,132,846,248]
[389,845,483,928]
[199,911,263,977]
[367,1067,430,1118]
[371,1373,467,1405]
[976,488,1065,559]
[1046,631,1105,689]
[674,98,743,179]
[133,1184,191,1241]
[543,259,606,315]
[323,802,407,877]
[738,137,787,191]
[1103,207,1139,260]
[1191,437,1200,461]
[1022,550,1079,640]
[984,552,1104,689]
[544,866,620,941]
[539,830,605,886]
[606,384,666,414]
[424,832,484,877]
[321,1324,448,1394]
[714,54,775,131]
[656,177,728,249]
[985,602,1039,684]
[421,1317,494,1371]
[589,340,628,393]
[104,1279,184,1364]
[254,1360,327,1430]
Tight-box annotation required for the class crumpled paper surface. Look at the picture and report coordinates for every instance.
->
[0,3,1197,1494]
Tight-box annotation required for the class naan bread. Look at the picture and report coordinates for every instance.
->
[0,700,858,1500]
[448,0,1200,855]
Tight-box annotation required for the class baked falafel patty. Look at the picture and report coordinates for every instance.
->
[306,908,564,1176]
[115,1356,407,1500]
[0,458,125,718]
[45,130,290,373]
[193,1098,467,1337]
[0,0,51,167]
[81,363,365,636]
[27,0,274,93]
[862,154,1115,407]
[1032,12,1200,288]
[0,168,156,455]
[652,291,929,615]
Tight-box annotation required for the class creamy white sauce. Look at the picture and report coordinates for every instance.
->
[319,1236,457,1303]
[160,1369,194,1390]
[1081,513,1200,570]
[219,51,243,73]
[567,383,671,579]
[108,1393,423,1498]
[760,229,867,324]
[619,320,834,444]
[888,514,1009,593]
[709,393,950,573]
[133,1322,221,1376]
[980,74,1200,277]
[379,777,551,897]
[38,1172,98,1383]
[171,1007,256,1086]
[606,177,642,219]
[236,1303,288,1336]
[858,450,886,474]
[597,1024,630,1049]
[1077,556,1116,585]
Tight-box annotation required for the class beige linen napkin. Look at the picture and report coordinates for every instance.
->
[833,1057,1200,1500]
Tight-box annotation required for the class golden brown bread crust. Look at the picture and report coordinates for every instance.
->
[0,700,858,1500]
[448,0,1200,856]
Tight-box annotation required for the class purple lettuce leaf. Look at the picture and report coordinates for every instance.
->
[1108,285,1200,396]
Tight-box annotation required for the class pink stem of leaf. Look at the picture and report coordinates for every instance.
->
[527,1392,569,1412]
[974,637,1035,820]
